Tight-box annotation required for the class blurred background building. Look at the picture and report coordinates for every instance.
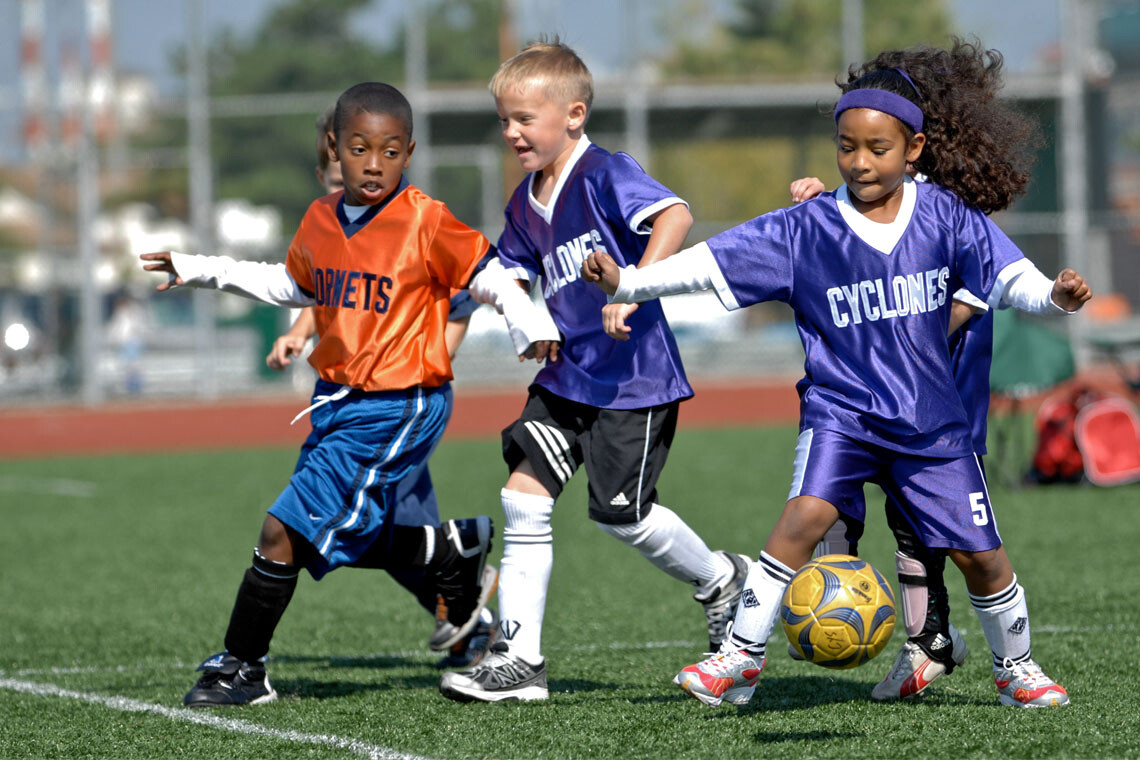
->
[0,0,1136,405]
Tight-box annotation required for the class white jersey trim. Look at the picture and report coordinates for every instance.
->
[835,176,917,255]
[629,197,688,235]
[952,288,989,312]
[526,135,592,225]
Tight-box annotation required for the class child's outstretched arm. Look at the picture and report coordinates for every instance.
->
[468,256,561,362]
[995,261,1092,315]
[600,203,694,339]
[583,243,723,340]
[140,251,314,307]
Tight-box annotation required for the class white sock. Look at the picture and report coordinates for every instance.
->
[726,551,795,658]
[970,575,1031,668]
[597,503,719,586]
[497,489,554,665]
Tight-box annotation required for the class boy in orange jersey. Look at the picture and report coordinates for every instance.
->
[142,82,558,707]
[265,106,497,670]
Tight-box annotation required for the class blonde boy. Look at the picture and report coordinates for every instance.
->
[439,42,750,703]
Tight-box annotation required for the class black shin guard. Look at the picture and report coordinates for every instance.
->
[223,551,299,664]
[886,508,957,672]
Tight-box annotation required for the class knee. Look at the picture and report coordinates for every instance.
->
[949,547,1012,592]
[783,497,840,543]
[257,515,297,564]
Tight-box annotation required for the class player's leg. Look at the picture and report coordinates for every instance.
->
[870,494,968,700]
[381,457,498,665]
[584,401,751,651]
[675,429,876,707]
[439,388,570,702]
[891,452,1067,707]
[949,545,1068,707]
[183,514,307,707]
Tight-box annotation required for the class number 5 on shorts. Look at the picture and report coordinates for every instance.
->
[969,491,989,526]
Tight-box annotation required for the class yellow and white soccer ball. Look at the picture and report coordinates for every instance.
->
[780,554,896,669]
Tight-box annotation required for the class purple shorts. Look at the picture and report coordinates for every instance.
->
[789,427,1001,552]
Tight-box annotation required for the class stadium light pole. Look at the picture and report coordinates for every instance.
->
[405,1,430,194]
[841,0,864,72]
[187,0,218,398]
[1059,0,1090,363]
[77,73,103,406]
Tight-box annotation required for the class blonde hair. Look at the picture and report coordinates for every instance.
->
[489,40,593,114]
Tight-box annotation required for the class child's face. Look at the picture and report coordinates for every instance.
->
[836,108,925,212]
[495,83,586,176]
[328,110,414,206]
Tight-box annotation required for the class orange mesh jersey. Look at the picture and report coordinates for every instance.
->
[286,185,490,391]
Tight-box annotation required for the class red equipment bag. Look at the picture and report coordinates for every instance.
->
[1075,396,1140,486]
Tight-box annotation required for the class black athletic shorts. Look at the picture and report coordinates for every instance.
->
[501,385,679,525]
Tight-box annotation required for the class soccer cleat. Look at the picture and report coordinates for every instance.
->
[872,623,969,701]
[994,657,1070,708]
[183,652,277,707]
[693,551,752,651]
[674,649,765,708]
[437,606,498,669]
[430,517,497,651]
[438,642,549,702]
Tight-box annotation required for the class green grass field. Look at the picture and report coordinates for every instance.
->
[2,425,1138,759]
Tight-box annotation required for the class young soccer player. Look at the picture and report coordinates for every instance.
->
[437,41,752,703]
[790,174,981,699]
[141,82,558,706]
[264,107,495,669]
[583,39,1091,709]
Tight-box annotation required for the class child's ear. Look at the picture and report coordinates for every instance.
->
[906,132,926,164]
[326,131,339,165]
[567,101,587,131]
[403,139,416,170]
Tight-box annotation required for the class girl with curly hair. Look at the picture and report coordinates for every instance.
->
[582,38,1090,709]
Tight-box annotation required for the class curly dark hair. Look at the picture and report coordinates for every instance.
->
[835,37,1043,214]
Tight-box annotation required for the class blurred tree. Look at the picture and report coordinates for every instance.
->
[119,0,501,236]
[659,0,954,79]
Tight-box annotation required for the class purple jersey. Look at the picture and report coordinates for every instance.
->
[704,179,1022,458]
[497,138,693,409]
[950,310,994,454]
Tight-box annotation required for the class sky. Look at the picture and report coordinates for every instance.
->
[0,0,1063,163]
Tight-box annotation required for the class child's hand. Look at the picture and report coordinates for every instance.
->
[139,252,182,291]
[1052,268,1092,312]
[602,303,637,341]
[790,177,826,203]
[266,334,309,370]
[580,252,621,296]
[522,340,560,364]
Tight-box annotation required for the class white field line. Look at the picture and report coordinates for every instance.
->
[0,475,97,498]
[0,625,1114,679]
[0,677,436,760]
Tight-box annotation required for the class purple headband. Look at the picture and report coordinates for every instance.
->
[834,88,924,134]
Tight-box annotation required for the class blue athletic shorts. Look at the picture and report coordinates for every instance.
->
[271,380,452,579]
[789,428,1001,552]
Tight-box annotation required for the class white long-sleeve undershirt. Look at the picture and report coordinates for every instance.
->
[164,251,560,355]
[611,244,1072,316]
